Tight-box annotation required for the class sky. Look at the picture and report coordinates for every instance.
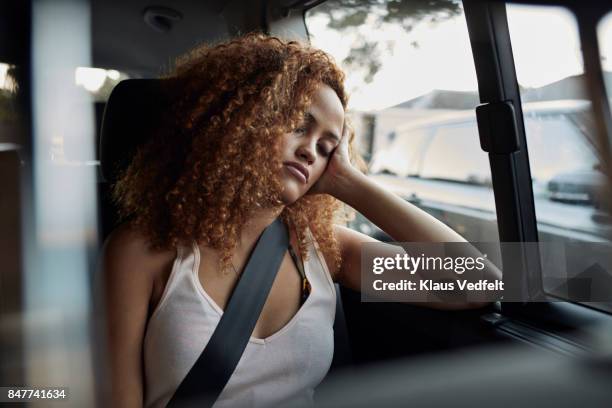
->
[306,3,612,111]
[2,4,612,112]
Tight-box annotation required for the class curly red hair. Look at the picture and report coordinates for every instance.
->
[113,32,365,274]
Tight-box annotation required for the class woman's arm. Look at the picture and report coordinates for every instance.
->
[334,170,467,243]
[101,225,174,407]
[328,172,498,310]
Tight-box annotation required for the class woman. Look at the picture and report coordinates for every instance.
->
[102,33,491,408]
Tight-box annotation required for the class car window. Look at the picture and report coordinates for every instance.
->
[598,12,612,115]
[0,62,20,146]
[522,111,601,202]
[369,127,432,177]
[73,67,129,165]
[76,67,130,102]
[306,0,499,244]
[420,120,492,186]
[524,113,599,185]
[507,3,612,311]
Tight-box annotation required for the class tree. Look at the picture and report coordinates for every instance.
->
[309,0,462,83]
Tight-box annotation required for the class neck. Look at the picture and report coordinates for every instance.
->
[236,205,286,252]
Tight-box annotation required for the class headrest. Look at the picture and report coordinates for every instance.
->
[99,78,171,183]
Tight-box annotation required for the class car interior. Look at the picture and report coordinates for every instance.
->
[1,0,612,406]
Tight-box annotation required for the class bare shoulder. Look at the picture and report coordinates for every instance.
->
[101,224,177,407]
[101,223,176,288]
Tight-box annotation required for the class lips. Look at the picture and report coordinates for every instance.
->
[283,161,309,183]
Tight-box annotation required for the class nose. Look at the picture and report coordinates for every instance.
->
[296,142,316,165]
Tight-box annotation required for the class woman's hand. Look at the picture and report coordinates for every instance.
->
[307,120,358,197]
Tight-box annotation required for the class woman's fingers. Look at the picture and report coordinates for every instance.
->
[336,119,352,166]
[307,118,354,197]
[342,119,351,142]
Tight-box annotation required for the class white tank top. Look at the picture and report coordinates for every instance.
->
[143,226,337,408]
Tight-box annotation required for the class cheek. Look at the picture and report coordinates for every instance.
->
[310,159,329,184]
[281,132,296,151]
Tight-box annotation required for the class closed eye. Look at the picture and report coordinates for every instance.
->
[318,143,336,157]
[317,145,330,157]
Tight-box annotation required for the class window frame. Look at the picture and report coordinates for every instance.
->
[464,0,612,320]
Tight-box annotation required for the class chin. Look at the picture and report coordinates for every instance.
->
[280,183,305,205]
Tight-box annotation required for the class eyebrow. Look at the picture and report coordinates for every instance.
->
[304,113,340,142]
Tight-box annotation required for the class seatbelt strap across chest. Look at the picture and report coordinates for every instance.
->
[167,217,289,408]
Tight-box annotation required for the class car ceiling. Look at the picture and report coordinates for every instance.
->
[91,0,249,76]
[1,0,313,75]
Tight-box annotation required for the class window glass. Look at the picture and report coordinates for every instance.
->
[306,0,499,244]
[0,62,20,145]
[420,120,492,186]
[597,12,612,113]
[369,128,432,177]
[523,110,601,200]
[75,67,129,102]
[508,4,612,311]
[73,67,129,165]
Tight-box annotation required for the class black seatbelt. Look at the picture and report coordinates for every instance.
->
[166,217,289,408]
